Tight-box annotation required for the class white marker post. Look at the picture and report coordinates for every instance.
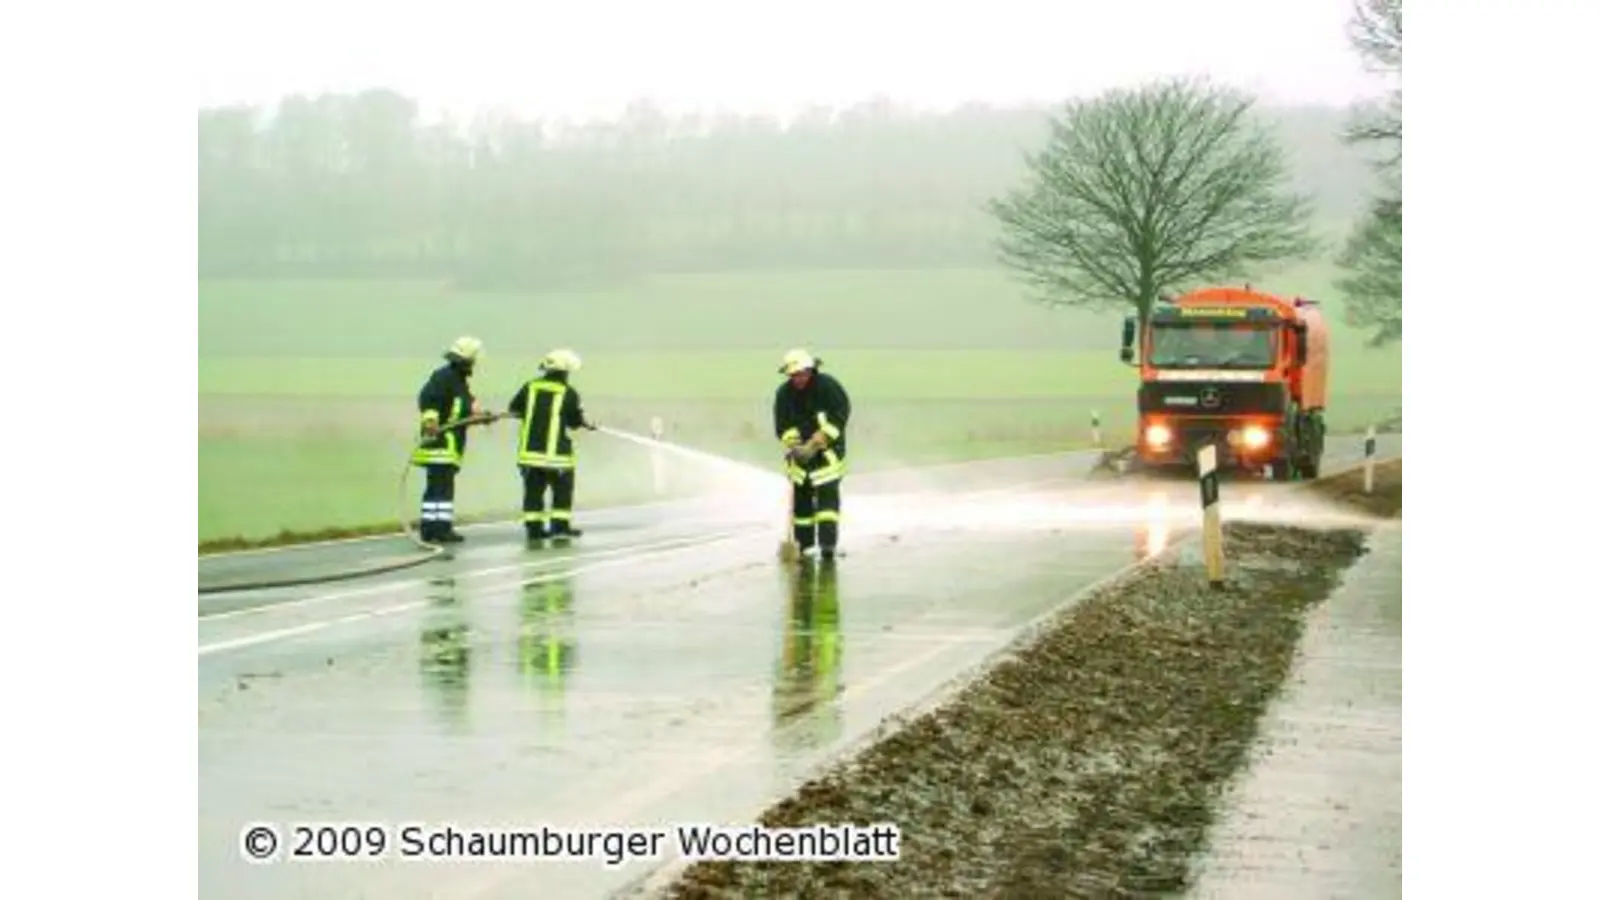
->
[1091,409,1102,449]
[1363,424,1377,494]
[1198,444,1225,588]
[649,416,667,495]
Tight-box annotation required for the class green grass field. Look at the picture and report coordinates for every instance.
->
[198,264,1401,546]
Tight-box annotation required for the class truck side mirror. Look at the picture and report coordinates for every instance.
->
[1293,323,1308,366]
[1120,316,1136,365]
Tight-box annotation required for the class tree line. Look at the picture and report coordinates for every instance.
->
[198,94,1376,286]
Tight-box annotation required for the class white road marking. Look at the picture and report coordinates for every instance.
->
[198,529,759,619]
[197,602,428,657]
[197,533,773,657]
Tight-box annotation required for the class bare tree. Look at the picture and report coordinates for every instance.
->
[1337,0,1402,344]
[988,78,1319,328]
[1347,0,1401,165]
[1336,195,1401,344]
[1350,0,1401,74]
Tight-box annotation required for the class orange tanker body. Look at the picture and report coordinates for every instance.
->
[1117,286,1329,480]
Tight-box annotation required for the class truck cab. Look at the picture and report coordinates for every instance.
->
[1118,287,1328,480]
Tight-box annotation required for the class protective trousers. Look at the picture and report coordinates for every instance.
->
[420,464,458,540]
[522,466,577,538]
[791,479,842,552]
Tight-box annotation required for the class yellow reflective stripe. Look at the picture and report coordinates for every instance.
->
[780,428,800,447]
[541,383,568,457]
[421,410,440,422]
[522,512,548,523]
[518,452,575,468]
[814,511,840,523]
[816,412,840,440]
[519,384,537,457]
[445,397,463,456]
[792,516,815,526]
[412,448,460,464]
[810,469,845,485]
[549,510,573,520]
[809,450,847,484]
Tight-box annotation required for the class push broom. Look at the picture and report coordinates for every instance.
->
[778,467,801,563]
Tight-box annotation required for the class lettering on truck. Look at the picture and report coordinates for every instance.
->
[1177,307,1249,318]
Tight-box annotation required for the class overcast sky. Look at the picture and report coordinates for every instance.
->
[197,0,1391,121]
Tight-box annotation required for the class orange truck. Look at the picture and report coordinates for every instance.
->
[1117,286,1329,480]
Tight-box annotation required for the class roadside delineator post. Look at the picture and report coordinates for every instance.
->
[1198,443,1225,588]
[1091,409,1102,449]
[1363,424,1377,494]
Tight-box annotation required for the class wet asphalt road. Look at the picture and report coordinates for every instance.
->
[199,435,1399,900]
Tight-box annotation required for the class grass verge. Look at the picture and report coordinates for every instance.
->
[658,515,1391,896]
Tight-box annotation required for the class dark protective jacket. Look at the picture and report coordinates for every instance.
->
[508,371,589,469]
[774,370,851,461]
[412,362,476,467]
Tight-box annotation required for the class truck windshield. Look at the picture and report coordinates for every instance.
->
[1149,323,1276,368]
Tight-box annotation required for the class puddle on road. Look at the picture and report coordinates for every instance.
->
[514,577,579,735]
[771,562,846,754]
[419,576,472,733]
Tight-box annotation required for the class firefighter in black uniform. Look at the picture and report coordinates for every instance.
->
[507,348,595,544]
[411,336,490,544]
[774,348,852,561]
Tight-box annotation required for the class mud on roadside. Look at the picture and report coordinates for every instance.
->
[1306,458,1401,519]
[662,523,1371,899]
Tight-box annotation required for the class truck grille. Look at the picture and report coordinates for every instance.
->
[1138,381,1288,416]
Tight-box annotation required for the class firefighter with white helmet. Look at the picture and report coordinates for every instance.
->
[507,348,596,544]
[411,336,492,544]
[773,347,852,561]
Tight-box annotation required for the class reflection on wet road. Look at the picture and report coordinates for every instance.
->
[198,437,1397,900]
[772,562,844,753]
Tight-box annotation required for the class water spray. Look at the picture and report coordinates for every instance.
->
[590,424,796,561]
[590,425,782,486]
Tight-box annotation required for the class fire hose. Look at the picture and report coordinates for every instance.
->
[197,412,506,596]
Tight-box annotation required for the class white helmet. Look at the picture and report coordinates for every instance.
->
[542,348,582,373]
[778,348,816,376]
[447,336,483,362]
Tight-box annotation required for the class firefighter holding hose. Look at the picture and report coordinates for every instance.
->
[774,348,852,561]
[412,336,493,544]
[507,348,596,544]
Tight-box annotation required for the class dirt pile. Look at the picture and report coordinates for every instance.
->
[1306,458,1401,519]
[663,523,1370,899]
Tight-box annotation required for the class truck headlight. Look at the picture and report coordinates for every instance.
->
[1239,425,1271,450]
[1145,423,1173,447]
